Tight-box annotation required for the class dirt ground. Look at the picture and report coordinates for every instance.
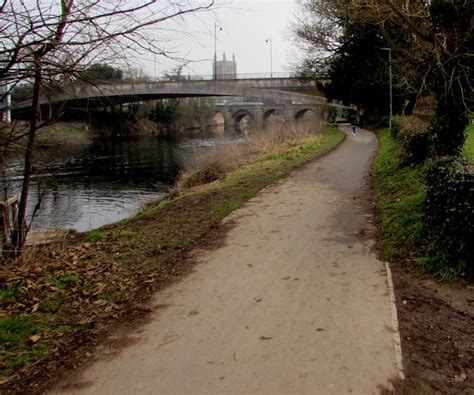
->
[390,266,474,394]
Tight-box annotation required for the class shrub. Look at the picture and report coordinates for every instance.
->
[392,115,429,165]
[177,143,246,189]
[178,161,229,189]
[424,158,474,279]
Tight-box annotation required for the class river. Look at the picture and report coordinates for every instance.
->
[4,127,244,232]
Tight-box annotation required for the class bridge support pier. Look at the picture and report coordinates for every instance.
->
[222,110,234,129]
[254,105,264,129]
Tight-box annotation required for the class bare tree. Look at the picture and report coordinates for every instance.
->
[0,0,215,255]
[291,0,346,75]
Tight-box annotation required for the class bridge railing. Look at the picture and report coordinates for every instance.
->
[154,72,311,82]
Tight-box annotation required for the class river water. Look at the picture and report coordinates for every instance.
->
[4,127,244,232]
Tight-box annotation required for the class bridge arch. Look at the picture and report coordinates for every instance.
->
[295,108,318,121]
[233,110,254,130]
[213,110,225,126]
[263,108,285,127]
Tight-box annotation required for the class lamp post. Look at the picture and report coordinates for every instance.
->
[214,22,222,80]
[381,47,392,133]
[265,38,273,78]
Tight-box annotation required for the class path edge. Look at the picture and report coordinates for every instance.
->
[385,261,406,381]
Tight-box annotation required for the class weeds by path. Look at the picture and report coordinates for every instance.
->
[372,127,428,265]
[0,124,344,392]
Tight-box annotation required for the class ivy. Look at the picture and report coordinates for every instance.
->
[424,158,474,278]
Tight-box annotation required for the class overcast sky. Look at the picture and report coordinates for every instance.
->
[137,0,300,78]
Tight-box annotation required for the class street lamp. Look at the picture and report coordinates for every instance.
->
[214,22,222,80]
[381,47,393,133]
[265,38,273,78]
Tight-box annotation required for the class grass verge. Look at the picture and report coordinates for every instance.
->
[1,124,344,390]
[372,125,472,280]
[372,127,428,264]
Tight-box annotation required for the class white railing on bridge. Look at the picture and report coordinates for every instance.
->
[154,72,310,82]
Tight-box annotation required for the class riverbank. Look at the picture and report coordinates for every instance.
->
[371,127,474,393]
[35,120,224,148]
[35,122,93,147]
[0,125,344,392]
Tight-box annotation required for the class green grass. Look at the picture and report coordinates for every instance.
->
[1,125,345,383]
[85,229,108,242]
[35,123,91,147]
[373,125,474,280]
[463,122,474,162]
[0,315,51,376]
[372,128,428,263]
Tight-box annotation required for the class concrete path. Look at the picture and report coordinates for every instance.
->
[56,127,403,394]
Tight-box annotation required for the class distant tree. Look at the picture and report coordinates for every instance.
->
[150,99,180,126]
[321,21,404,120]
[122,67,151,82]
[78,64,123,82]
[163,62,189,81]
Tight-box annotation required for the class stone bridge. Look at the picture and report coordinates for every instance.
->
[215,102,351,129]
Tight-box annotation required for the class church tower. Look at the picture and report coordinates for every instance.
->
[213,52,237,80]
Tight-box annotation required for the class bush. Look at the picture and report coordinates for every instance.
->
[392,115,429,165]
[177,143,246,189]
[424,158,474,279]
[178,162,229,189]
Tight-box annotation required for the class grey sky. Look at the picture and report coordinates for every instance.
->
[139,0,299,78]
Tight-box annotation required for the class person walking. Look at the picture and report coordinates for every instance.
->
[350,113,357,136]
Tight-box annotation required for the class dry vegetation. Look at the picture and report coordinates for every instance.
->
[177,119,323,191]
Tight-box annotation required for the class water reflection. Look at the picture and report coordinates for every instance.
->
[3,127,242,232]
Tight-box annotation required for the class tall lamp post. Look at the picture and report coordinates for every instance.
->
[265,38,273,78]
[214,22,222,80]
[381,47,393,133]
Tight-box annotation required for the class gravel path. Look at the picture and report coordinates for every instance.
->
[55,127,402,394]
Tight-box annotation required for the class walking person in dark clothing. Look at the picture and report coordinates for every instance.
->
[349,112,357,136]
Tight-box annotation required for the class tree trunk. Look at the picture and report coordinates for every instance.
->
[430,87,468,158]
[12,59,42,253]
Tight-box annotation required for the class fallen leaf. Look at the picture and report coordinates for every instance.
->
[454,373,467,382]
[28,335,41,344]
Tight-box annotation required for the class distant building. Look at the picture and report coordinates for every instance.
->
[213,52,237,80]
